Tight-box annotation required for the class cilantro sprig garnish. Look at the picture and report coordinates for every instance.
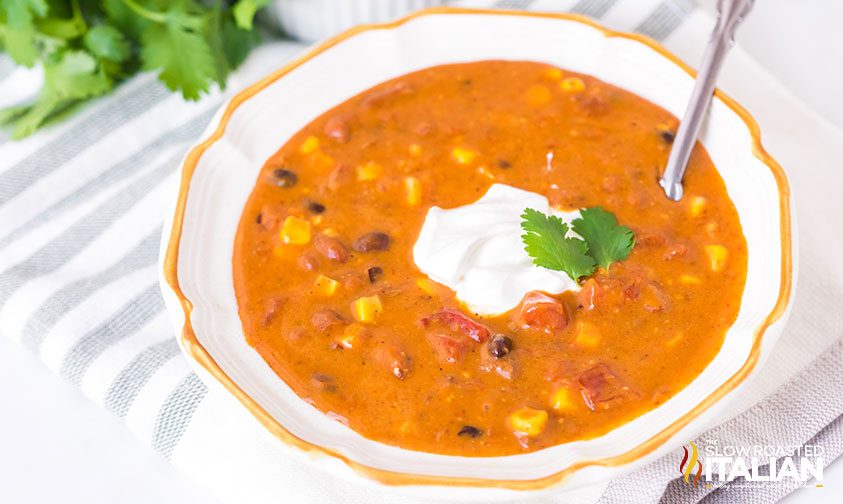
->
[521,207,634,281]
[0,0,268,139]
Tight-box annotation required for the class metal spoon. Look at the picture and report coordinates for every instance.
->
[659,0,754,201]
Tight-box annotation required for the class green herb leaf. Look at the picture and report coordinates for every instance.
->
[571,207,635,270]
[141,18,216,100]
[84,25,130,62]
[232,0,270,31]
[1,0,49,66]
[521,208,596,281]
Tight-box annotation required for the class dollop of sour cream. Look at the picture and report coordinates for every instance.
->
[413,184,581,315]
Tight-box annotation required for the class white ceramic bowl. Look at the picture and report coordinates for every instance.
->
[160,7,795,500]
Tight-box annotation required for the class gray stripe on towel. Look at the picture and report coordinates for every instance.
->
[0,78,169,205]
[0,152,176,307]
[105,338,181,418]
[152,373,208,458]
[570,0,619,18]
[21,227,161,352]
[634,0,696,41]
[0,108,215,249]
[59,284,165,385]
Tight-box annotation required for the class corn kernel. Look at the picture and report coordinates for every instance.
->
[508,407,549,437]
[299,135,320,154]
[416,278,439,296]
[526,84,552,107]
[315,274,340,296]
[689,196,707,217]
[573,320,601,348]
[404,176,421,206]
[705,244,729,272]
[451,147,478,165]
[351,295,382,323]
[356,161,384,181]
[679,274,701,285]
[280,216,311,245]
[560,77,585,93]
[550,387,575,412]
[408,143,423,157]
[544,67,564,81]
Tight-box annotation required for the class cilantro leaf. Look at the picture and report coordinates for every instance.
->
[84,25,130,62]
[141,17,216,100]
[571,207,635,270]
[232,0,270,31]
[1,0,49,66]
[1,0,267,138]
[521,208,596,281]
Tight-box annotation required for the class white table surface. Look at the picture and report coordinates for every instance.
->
[1,1,842,502]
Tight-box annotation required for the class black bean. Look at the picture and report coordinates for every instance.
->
[353,232,390,252]
[659,130,675,144]
[488,334,512,359]
[368,266,384,283]
[271,168,298,188]
[497,159,512,169]
[458,425,482,438]
[306,200,326,214]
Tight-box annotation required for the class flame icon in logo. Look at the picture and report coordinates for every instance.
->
[679,441,703,486]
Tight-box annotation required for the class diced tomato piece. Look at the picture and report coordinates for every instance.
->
[578,363,637,411]
[426,333,470,364]
[577,279,604,311]
[420,309,491,343]
[518,291,569,334]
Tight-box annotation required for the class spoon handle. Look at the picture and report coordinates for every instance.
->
[659,0,754,201]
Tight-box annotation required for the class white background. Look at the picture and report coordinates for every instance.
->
[1,0,842,502]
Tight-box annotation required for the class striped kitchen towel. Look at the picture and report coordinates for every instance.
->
[1,1,842,503]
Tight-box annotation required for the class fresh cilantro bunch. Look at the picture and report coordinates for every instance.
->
[521,207,635,281]
[0,0,269,138]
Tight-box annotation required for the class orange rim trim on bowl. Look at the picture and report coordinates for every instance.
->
[163,7,793,490]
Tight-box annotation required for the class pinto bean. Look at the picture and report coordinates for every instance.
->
[323,115,351,143]
[352,232,390,252]
[311,372,337,393]
[327,163,353,191]
[314,234,349,263]
[371,341,411,380]
[297,254,319,272]
[311,309,345,331]
[578,363,638,411]
[361,81,412,108]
